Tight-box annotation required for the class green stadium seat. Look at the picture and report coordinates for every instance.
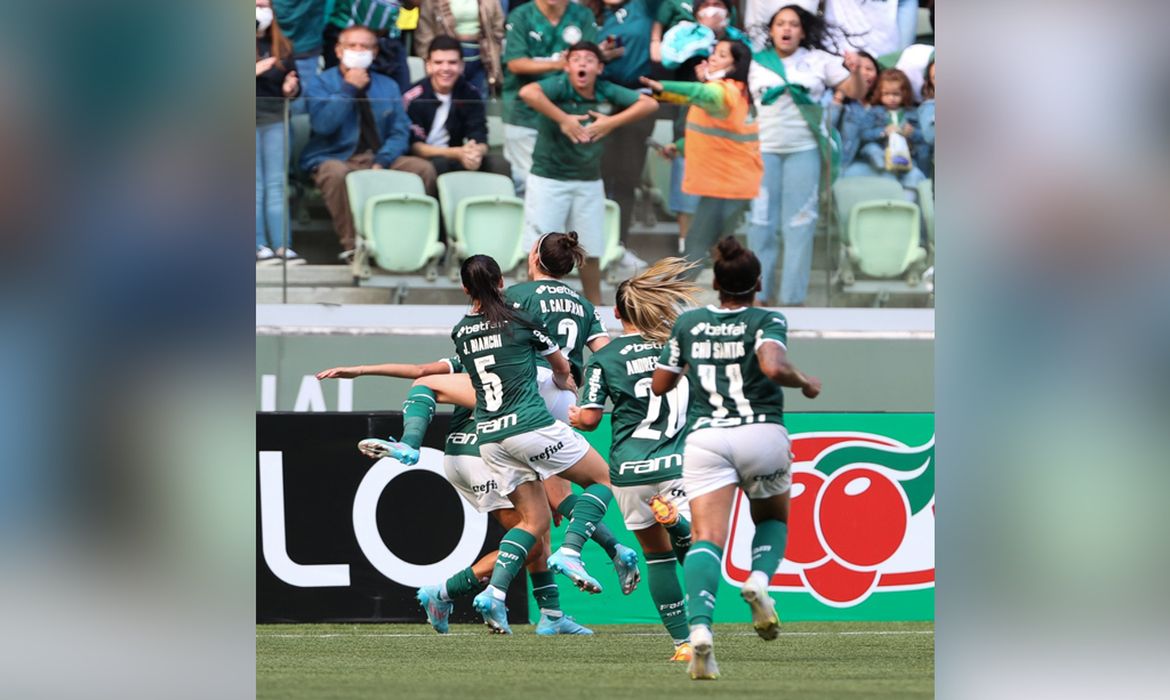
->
[832,176,905,232]
[452,196,526,275]
[486,115,505,150]
[601,199,625,273]
[407,56,426,85]
[345,170,444,279]
[917,178,934,247]
[643,119,675,217]
[844,199,926,280]
[437,171,516,235]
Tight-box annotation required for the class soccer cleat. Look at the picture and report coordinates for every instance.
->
[535,613,594,636]
[547,548,603,594]
[612,544,641,595]
[649,495,679,526]
[687,625,719,680]
[472,590,512,634]
[357,437,420,465]
[670,642,693,662]
[740,571,781,640]
[416,586,453,634]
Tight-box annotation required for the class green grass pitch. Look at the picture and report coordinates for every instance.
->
[257,622,934,699]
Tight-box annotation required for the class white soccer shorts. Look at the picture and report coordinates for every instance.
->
[683,423,793,500]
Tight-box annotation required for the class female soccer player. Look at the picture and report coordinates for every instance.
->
[569,257,702,662]
[651,236,821,680]
[315,358,593,636]
[452,254,618,633]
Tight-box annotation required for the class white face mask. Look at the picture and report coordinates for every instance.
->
[256,7,274,32]
[342,49,374,70]
[704,67,728,82]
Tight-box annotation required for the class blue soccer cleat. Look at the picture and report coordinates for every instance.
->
[416,585,453,634]
[472,589,512,634]
[535,613,593,636]
[357,437,420,465]
[612,544,641,595]
[547,548,603,594]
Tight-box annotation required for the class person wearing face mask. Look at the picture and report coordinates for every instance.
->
[746,5,867,306]
[403,36,510,178]
[518,41,659,304]
[300,25,438,262]
[322,0,418,93]
[639,40,763,277]
[256,0,304,265]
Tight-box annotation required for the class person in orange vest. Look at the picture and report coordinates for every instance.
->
[640,40,763,276]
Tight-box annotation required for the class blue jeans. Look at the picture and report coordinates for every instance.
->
[748,149,821,306]
[256,120,290,250]
[669,156,700,215]
[684,196,751,274]
[461,42,488,98]
[897,0,920,49]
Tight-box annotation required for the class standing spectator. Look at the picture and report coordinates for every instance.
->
[518,41,658,304]
[323,0,417,92]
[501,0,599,195]
[830,49,880,176]
[896,0,921,50]
[917,58,934,177]
[414,0,506,98]
[856,68,926,189]
[257,0,304,264]
[743,0,816,52]
[747,5,867,306]
[300,25,438,261]
[640,40,763,275]
[403,36,510,177]
[583,0,655,260]
[274,0,328,79]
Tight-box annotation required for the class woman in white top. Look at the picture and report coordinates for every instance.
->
[746,5,866,306]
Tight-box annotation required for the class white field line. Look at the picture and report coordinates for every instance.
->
[257,630,933,639]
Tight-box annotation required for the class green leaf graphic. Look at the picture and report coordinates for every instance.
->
[813,439,935,515]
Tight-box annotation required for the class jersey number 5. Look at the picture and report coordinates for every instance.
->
[474,355,504,412]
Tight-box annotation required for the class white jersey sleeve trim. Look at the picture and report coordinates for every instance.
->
[578,403,606,409]
[756,337,788,350]
[586,332,608,342]
[441,358,455,373]
[539,344,562,357]
[657,364,683,374]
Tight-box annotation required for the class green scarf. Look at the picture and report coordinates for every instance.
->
[753,48,841,183]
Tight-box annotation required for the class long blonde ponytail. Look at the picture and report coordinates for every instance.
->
[614,257,701,343]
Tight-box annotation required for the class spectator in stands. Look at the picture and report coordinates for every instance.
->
[273,0,328,79]
[743,0,816,52]
[300,25,438,261]
[650,0,694,64]
[747,5,867,306]
[414,0,506,98]
[830,49,880,175]
[518,41,658,304]
[403,36,510,177]
[857,68,926,189]
[257,0,304,264]
[582,0,654,263]
[501,0,599,195]
[323,0,417,92]
[640,40,763,275]
[916,59,934,178]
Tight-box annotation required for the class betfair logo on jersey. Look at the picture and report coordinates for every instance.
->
[471,480,498,494]
[535,283,581,299]
[625,356,658,375]
[478,413,518,434]
[618,454,682,476]
[456,319,499,338]
[462,333,503,355]
[693,414,768,429]
[690,321,747,337]
[619,341,663,355]
[691,340,746,360]
[539,298,585,318]
[529,441,565,463]
[446,432,478,446]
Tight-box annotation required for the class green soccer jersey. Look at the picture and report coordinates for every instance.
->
[502,2,598,129]
[580,334,688,486]
[439,356,482,458]
[451,312,560,442]
[658,305,790,430]
[529,74,643,181]
[506,280,607,381]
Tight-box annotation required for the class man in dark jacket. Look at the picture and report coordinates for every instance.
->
[300,25,437,260]
[403,36,510,177]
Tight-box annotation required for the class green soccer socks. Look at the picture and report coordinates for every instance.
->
[684,541,724,629]
[645,551,690,644]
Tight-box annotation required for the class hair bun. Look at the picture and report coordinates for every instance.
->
[714,235,746,261]
[565,231,579,244]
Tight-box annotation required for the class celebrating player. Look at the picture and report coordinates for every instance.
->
[315,358,593,636]
[569,257,702,662]
[452,254,618,633]
[651,236,822,680]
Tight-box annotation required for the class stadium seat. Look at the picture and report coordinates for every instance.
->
[642,119,675,218]
[832,176,905,232]
[917,178,934,247]
[345,170,444,279]
[601,199,626,278]
[452,197,526,276]
[486,115,505,150]
[437,171,516,236]
[843,199,927,281]
[407,56,426,85]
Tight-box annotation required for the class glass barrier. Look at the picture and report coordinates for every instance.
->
[257,89,933,308]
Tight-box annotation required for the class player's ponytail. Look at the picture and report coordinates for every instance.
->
[535,231,587,278]
[711,236,760,300]
[461,255,525,327]
[615,257,701,343]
